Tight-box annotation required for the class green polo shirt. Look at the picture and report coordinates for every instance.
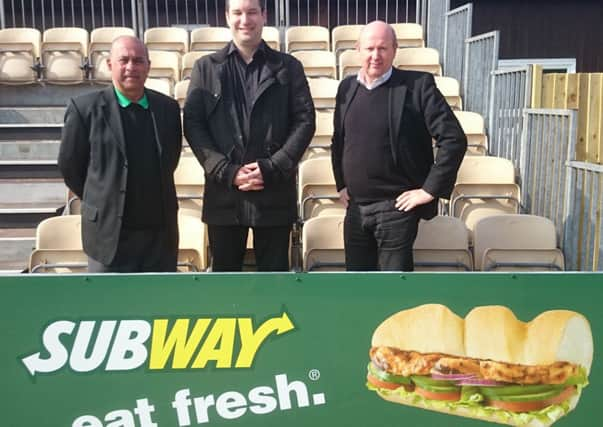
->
[113,87,149,109]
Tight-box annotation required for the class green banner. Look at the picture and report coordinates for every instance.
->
[0,273,601,426]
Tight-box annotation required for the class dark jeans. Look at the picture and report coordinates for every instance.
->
[88,227,177,273]
[344,200,420,271]
[208,225,291,272]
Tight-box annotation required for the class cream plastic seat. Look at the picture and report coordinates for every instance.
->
[413,216,473,271]
[286,26,329,52]
[303,110,333,160]
[0,27,41,84]
[144,27,189,54]
[302,214,345,271]
[394,47,442,75]
[391,23,424,48]
[178,210,208,271]
[148,50,180,93]
[307,77,339,110]
[338,49,361,79]
[292,50,336,78]
[190,27,231,51]
[174,79,190,108]
[181,50,214,80]
[41,27,88,83]
[455,110,487,155]
[29,215,86,273]
[145,77,172,96]
[332,24,363,56]
[451,156,521,237]
[435,76,462,110]
[262,26,280,50]
[473,214,564,271]
[89,26,135,80]
[298,157,343,221]
[174,154,205,213]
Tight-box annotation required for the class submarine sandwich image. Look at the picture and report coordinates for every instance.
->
[367,304,593,426]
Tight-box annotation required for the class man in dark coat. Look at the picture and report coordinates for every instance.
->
[58,35,182,272]
[331,21,467,271]
[184,0,315,271]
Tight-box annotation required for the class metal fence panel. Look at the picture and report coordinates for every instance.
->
[463,30,498,125]
[443,3,471,85]
[488,66,531,162]
[564,161,603,271]
[1,0,137,32]
[425,0,448,54]
[519,109,577,246]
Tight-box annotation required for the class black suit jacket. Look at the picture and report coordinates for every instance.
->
[183,42,315,226]
[331,69,467,218]
[58,86,182,264]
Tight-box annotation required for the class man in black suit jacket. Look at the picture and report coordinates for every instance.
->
[331,21,467,271]
[58,36,182,272]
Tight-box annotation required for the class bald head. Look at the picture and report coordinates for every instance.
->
[110,35,149,59]
[356,20,397,84]
[107,35,150,101]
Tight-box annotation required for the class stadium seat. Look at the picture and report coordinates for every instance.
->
[307,77,339,110]
[262,26,280,50]
[298,157,343,221]
[178,210,208,271]
[174,79,190,108]
[394,47,442,75]
[451,156,521,236]
[292,50,336,79]
[89,26,135,80]
[332,24,363,56]
[148,50,180,93]
[181,51,213,80]
[390,23,424,48]
[454,111,487,155]
[473,214,564,271]
[303,110,333,160]
[41,27,88,83]
[145,77,171,96]
[29,214,86,273]
[144,26,189,54]
[174,154,205,213]
[338,49,361,79]
[435,76,463,110]
[413,216,473,271]
[285,26,329,52]
[190,27,231,51]
[0,27,41,84]
[302,214,345,271]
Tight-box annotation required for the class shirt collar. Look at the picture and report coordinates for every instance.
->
[227,40,266,61]
[357,67,393,90]
[113,86,149,109]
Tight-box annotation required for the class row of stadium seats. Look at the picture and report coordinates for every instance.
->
[28,212,564,273]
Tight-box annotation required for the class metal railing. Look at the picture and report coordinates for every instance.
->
[488,66,532,162]
[463,31,499,126]
[563,161,603,271]
[519,109,577,244]
[424,0,447,55]
[443,3,471,85]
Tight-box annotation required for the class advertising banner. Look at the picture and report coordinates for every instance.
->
[0,273,601,427]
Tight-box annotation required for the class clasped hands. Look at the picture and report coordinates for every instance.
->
[234,162,264,191]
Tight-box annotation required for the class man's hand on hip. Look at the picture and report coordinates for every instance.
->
[338,187,350,208]
[395,188,434,211]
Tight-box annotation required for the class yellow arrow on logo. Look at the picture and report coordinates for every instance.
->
[236,312,295,368]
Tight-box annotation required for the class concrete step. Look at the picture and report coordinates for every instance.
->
[0,107,65,124]
[0,235,35,272]
[0,160,60,179]
[0,178,66,204]
[0,123,62,142]
[0,140,61,162]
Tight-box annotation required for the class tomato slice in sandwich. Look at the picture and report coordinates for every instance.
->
[415,386,461,401]
[367,373,404,390]
[488,386,576,412]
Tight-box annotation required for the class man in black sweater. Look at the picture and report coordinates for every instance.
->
[331,21,467,271]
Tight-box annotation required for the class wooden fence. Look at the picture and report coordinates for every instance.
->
[532,70,603,164]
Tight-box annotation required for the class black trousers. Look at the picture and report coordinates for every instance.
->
[87,227,177,273]
[208,225,291,272]
[344,200,420,272]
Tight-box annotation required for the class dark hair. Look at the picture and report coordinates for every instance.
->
[225,0,266,12]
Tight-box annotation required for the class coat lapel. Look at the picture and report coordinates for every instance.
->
[388,70,407,164]
[101,86,127,159]
[340,78,360,131]
[146,90,163,159]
